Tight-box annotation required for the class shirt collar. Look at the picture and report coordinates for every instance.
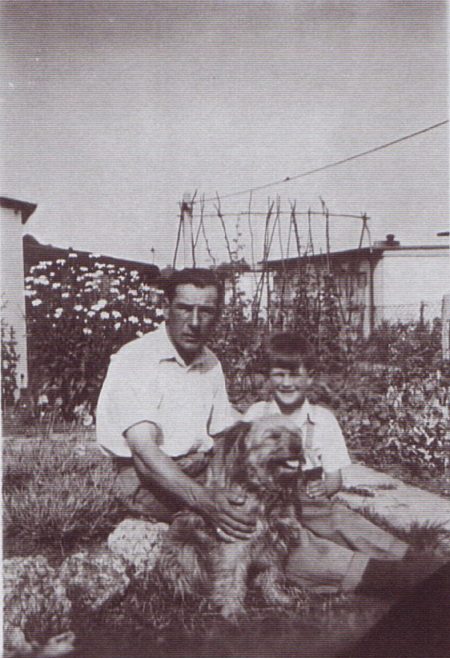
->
[269,397,315,425]
[158,322,215,371]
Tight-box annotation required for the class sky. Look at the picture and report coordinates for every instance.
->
[1,1,448,268]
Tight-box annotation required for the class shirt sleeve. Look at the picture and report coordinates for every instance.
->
[207,364,241,435]
[242,401,267,422]
[96,351,161,457]
[316,408,352,473]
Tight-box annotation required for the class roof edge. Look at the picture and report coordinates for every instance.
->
[1,197,37,224]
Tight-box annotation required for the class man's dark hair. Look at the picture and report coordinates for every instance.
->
[162,268,224,306]
[266,332,315,373]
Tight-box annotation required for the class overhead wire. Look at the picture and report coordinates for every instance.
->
[193,119,448,205]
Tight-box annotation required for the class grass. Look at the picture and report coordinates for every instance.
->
[3,437,124,552]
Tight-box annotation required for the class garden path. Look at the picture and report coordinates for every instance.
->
[337,464,450,532]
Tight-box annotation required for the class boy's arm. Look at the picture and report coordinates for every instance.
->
[306,469,343,499]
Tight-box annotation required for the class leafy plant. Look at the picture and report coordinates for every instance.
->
[1,318,19,408]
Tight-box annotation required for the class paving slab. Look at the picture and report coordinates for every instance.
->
[336,464,450,532]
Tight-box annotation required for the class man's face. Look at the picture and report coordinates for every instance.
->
[269,365,311,412]
[164,284,220,363]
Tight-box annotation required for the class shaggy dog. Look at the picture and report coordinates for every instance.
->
[156,417,305,620]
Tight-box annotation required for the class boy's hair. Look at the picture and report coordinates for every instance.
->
[266,332,315,373]
[161,268,224,306]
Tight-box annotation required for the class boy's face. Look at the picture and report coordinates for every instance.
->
[269,365,312,412]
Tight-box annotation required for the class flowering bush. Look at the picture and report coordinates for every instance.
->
[25,254,164,418]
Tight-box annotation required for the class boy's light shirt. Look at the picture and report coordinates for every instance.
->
[243,398,351,473]
[96,322,237,458]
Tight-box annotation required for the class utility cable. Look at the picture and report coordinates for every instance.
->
[195,119,448,204]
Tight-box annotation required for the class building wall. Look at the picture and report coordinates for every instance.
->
[375,249,449,324]
[1,205,28,387]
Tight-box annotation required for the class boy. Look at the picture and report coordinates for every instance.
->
[244,332,413,593]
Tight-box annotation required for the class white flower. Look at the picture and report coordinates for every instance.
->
[83,327,93,335]
[114,322,121,330]
[143,317,153,325]
[136,331,144,337]
[25,275,34,282]
[62,292,70,298]
[36,276,49,285]
[80,266,88,272]
[128,289,137,297]
[32,299,42,306]
[117,294,125,301]
[156,309,165,318]
[100,311,110,320]
[52,282,61,289]
[74,305,83,312]
[111,310,121,319]
[110,287,119,294]
[54,307,63,318]
[68,252,77,258]
[25,289,36,297]
[91,299,107,311]
[128,316,139,324]
[140,284,151,292]
[56,259,66,265]
[95,263,105,269]
[87,310,95,318]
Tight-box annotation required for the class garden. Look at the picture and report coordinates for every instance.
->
[2,253,450,657]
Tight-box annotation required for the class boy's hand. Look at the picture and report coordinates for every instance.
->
[306,480,328,499]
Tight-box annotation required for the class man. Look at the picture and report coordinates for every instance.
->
[96,268,255,541]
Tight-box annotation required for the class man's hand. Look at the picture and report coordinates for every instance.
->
[202,488,257,542]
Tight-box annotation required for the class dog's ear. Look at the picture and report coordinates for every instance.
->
[220,421,252,459]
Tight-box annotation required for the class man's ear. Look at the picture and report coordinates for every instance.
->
[162,297,170,322]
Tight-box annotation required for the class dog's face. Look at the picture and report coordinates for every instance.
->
[239,416,304,491]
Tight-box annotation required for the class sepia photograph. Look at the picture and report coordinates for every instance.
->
[2,1,449,657]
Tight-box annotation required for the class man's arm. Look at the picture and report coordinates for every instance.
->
[125,421,256,540]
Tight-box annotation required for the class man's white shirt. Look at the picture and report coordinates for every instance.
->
[96,323,237,458]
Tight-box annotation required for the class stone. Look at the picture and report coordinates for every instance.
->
[107,518,169,575]
[3,556,72,654]
[59,549,130,611]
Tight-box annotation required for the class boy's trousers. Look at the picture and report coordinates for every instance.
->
[285,497,408,593]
